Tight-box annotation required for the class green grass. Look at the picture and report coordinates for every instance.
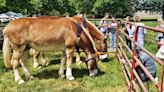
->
[0,52,126,92]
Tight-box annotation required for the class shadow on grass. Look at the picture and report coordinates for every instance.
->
[47,59,60,66]
[100,56,115,62]
[34,67,105,79]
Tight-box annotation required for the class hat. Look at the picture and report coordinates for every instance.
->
[156,46,164,59]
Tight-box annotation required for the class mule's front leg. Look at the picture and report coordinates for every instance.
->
[75,53,82,64]
[66,47,75,80]
[11,50,25,84]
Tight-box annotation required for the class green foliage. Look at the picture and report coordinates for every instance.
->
[132,0,163,11]
[0,0,136,17]
[93,0,134,17]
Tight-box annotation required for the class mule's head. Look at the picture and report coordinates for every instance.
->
[95,37,108,52]
[85,56,98,76]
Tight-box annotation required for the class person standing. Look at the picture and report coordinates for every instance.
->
[108,16,118,51]
[156,18,164,49]
[99,13,109,36]
[124,16,132,49]
[129,16,146,50]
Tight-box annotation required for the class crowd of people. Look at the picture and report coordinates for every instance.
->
[98,13,164,82]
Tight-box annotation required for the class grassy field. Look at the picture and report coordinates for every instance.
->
[0,21,160,92]
[0,52,126,92]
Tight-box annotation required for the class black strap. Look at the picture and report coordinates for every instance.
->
[76,23,82,37]
[85,56,96,62]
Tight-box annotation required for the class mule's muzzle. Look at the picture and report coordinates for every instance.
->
[89,69,98,76]
[99,54,108,60]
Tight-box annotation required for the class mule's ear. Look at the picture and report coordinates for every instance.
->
[77,14,83,17]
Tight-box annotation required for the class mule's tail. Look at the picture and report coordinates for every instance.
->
[3,37,12,68]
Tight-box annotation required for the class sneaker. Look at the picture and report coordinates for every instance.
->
[155,77,158,82]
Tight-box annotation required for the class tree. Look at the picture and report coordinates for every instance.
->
[131,0,164,19]
[69,0,96,16]
[5,0,32,14]
[30,0,42,16]
[0,0,6,13]
[92,0,134,18]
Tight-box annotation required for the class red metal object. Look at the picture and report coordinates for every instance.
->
[130,26,139,91]
[120,29,163,65]
[161,64,164,92]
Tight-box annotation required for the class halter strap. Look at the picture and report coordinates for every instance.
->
[85,56,96,62]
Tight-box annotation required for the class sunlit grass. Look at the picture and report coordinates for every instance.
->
[0,52,126,92]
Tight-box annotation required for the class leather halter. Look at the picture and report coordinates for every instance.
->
[85,56,96,62]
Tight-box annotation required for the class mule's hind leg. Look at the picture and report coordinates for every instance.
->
[32,50,40,69]
[58,55,66,79]
[66,47,75,80]
[11,50,25,84]
[19,50,34,80]
[75,52,82,64]
[75,46,82,64]
[39,53,49,67]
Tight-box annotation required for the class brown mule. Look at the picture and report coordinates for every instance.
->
[3,16,98,84]
[37,15,108,62]
[31,15,107,68]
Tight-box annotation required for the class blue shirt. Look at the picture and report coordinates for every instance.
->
[139,51,157,75]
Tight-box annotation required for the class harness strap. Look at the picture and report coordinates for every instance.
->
[76,23,82,37]
[76,23,82,44]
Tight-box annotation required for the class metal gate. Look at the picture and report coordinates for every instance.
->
[116,22,164,92]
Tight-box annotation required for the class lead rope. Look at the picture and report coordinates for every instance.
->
[81,25,97,52]
[81,15,97,52]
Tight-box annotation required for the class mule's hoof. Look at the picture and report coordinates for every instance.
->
[17,79,25,85]
[33,65,39,69]
[45,62,49,66]
[59,74,65,79]
[67,76,75,80]
[37,66,42,70]
[29,76,35,80]
[89,73,95,77]
[76,61,83,65]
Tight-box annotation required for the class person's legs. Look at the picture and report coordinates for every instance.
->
[139,72,147,81]
[109,32,113,48]
[113,33,116,49]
